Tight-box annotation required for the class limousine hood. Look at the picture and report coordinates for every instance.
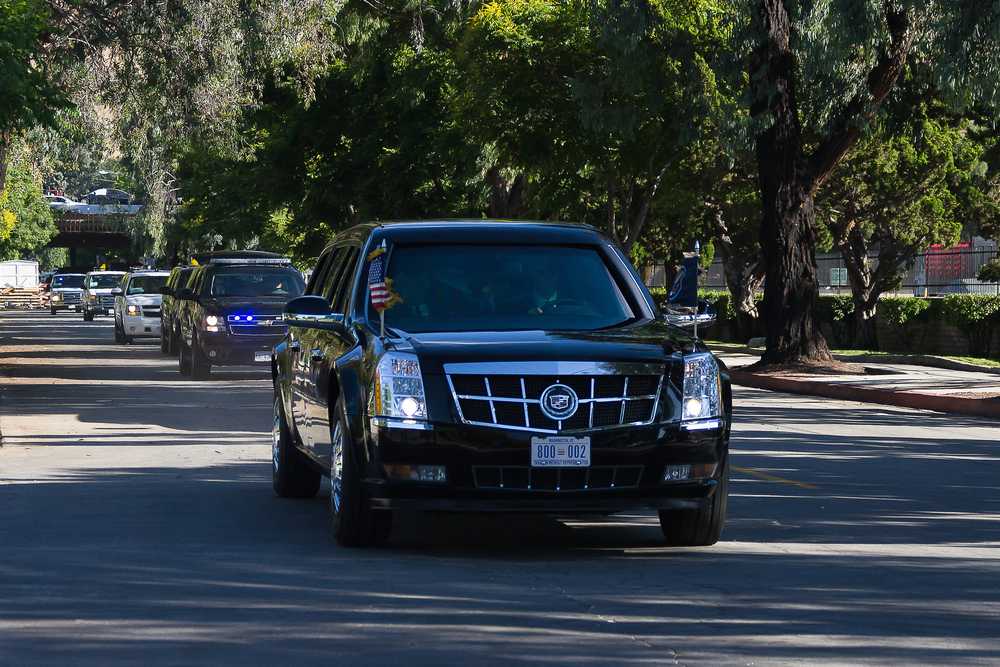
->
[398,320,695,374]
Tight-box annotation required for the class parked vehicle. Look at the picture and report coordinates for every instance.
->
[112,271,170,343]
[82,271,127,321]
[271,220,733,548]
[158,266,197,355]
[80,188,132,205]
[49,273,86,314]
[174,251,305,379]
[45,194,82,211]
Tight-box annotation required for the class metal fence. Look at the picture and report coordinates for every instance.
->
[645,241,1000,296]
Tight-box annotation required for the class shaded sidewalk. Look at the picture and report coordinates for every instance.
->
[710,345,1000,419]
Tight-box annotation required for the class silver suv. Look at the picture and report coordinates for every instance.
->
[112,271,170,344]
[82,271,126,321]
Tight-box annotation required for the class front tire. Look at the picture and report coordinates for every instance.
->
[191,334,211,380]
[50,307,57,316]
[114,320,123,343]
[83,309,94,322]
[330,397,392,547]
[271,394,321,498]
[160,324,170,354]
[658,457,729,546]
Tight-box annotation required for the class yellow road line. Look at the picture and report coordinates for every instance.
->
[732,465,821,490]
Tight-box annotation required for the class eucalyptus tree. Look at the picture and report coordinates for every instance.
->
[458,0,723,253]
[728,0,1000,366]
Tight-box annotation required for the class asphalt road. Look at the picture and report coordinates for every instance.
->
[1,309,999,667]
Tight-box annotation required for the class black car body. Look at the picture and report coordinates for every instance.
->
[158,266,196,355]
[174,252,305,379]
[80,188,131,205]
[271,221,733,548]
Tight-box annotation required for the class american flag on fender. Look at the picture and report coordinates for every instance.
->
[367,240,400,313]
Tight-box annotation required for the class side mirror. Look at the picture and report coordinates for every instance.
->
[110,287,123,296]
[158,285,174,296]
[175,288,195,300]
[284,295,340,324]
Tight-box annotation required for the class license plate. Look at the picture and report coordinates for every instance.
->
[531,436,590,467]
[254,351,272,363]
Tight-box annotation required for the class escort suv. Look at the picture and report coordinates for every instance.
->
[175,252,305,379]
[270,221,732,548]
[112,270,170,343]
[49,273,86,314]
[82,271,127,321]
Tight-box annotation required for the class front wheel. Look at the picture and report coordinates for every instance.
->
[330,397,392,548]
[160,324,170,354]
[191,334,211,380]
[50,307,57,316]
[83,309,94,322]
[272,394,321,498]
[658,457,729,547]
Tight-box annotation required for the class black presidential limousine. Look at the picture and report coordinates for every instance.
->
[271,220,733,547]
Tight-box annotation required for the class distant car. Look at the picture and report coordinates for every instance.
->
[112,271,170,344]
[49,273,87,314]
[80,188,132,205]
[44,194,81,211]
[82,271,127,321]
[175,251,305,379]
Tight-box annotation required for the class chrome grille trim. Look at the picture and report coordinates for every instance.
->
[472,465,643,490]
[446,362,664,434]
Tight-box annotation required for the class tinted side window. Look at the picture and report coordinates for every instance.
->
[319,248,348,300]
[329,247,360,314]
[306,251,333,296]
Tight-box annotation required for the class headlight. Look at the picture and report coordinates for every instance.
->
[681,352,721,423]
[126,305,139,315]
[52,294,61,301]
[370,352,427,420]
[202,314,222,332]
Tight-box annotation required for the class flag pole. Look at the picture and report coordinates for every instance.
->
[693,241,700,343]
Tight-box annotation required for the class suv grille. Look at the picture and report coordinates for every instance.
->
[448,373,662,433]
[228,320,287,336]
[56,292,82,305]
[473,465,643,490]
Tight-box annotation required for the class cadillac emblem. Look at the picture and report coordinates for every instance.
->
[539,383,579,421]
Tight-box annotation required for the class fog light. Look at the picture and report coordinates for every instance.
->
[209,349,218,358]
[383,464,446,483]
[663,465,691,482]
[129,326,136,332]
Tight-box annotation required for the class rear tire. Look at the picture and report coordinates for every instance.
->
[271,394,321,498]
[330,397,392,547]
[658,457,729,547]
[178,338,192,376]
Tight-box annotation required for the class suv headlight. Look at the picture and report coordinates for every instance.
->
[681,352,721,427]
[126,304,139,315]
[371,352,427,420]
[203,314,222,332]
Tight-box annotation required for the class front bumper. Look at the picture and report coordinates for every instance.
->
[360,418,729,512]
[123,314,161,338]
[196,331,284,366]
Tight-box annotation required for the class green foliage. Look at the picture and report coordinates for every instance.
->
[0,0,69,135]
[942,294,1000,358]
[880,296,932,352]
[819,294,856,348]
[0,139,58,260]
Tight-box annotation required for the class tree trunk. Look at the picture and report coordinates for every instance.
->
[488,167,529,219]
[0,130,10,195]
[751,0,832,365]
[711,205,765,342]
[855,300,879,350]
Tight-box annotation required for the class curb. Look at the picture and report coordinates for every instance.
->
[729,370,1000,420]
[706,343,1000,375]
